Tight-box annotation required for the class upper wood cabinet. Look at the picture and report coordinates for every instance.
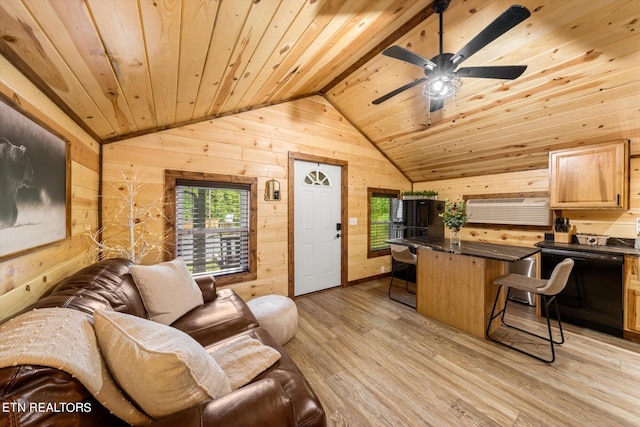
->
[549,141,629,209]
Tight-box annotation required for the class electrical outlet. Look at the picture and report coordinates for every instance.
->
[636,218,640,236]
[381,266,385,273]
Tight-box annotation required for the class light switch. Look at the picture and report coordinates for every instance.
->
[349,217,357,226]
[636,218,640,236]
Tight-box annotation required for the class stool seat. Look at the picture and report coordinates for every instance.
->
[493,274,548,293]
[247,295,298,345]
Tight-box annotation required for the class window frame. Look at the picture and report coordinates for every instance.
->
[367,187,401,259]
[165,169,257,285]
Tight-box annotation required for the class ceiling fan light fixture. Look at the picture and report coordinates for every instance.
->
[422,73,462,100]
[373,5,530,108]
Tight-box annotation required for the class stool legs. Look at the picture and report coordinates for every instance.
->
[486,285,565,363]
[388,259,415,308]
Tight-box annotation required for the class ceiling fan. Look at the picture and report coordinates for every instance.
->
[372,0,531,113]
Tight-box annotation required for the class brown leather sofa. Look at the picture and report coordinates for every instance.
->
[0,258,326,427]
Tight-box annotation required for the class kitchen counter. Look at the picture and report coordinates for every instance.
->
[388,237,539,339]
[388,236,540,262]
[536,238,640,257]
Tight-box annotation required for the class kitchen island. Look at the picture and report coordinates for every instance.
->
[388,237,541,338]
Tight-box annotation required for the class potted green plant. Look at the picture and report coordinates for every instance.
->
[401,190,439,200]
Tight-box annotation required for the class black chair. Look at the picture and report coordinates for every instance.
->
[486,258,574,363]
[388,244,417,307]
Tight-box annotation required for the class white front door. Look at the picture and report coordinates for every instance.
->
[294,161,342,296]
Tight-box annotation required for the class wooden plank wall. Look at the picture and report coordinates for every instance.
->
[414,139,640,246]
[414,169,550,247]
[0,56,100,321]
[101,96,410,301]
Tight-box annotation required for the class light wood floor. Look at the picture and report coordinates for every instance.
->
[286,279,640,427]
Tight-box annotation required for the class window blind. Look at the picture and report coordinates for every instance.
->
[370,194,398,252]
[175,182,250,276]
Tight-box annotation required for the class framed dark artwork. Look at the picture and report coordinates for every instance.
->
[0,98,69,259]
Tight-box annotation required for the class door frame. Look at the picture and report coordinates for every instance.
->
[288,152,348,298]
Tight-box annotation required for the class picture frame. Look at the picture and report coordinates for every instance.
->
[0,96,70,259]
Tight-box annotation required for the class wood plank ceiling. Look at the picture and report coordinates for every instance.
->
[0,0,638,182]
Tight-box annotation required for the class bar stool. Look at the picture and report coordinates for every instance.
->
[486,258,574,363]
[388,244,417,307]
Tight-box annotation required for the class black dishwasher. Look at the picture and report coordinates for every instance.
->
[541,248,624,337]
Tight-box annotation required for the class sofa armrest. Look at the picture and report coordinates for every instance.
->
[150,378,295,427]
[194,274,217,303]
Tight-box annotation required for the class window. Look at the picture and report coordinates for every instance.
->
[165,170,257,285]
[368,188,401,258]
[304,170,331,186]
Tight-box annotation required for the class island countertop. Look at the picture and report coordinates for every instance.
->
[387,236,540,262]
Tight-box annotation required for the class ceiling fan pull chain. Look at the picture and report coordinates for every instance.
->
[438,11,444,56]
[427,96,432,127]
[451,95,456,123]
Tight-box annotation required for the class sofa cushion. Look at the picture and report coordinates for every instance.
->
[171,288,258,346]
[130,257,204,325]
[93,310,231,420]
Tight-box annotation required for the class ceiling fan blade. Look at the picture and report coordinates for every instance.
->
[372,78,427,105]
[382,46,437,71]
[429,98,445,112]
[450,5,530,67]
[457,65,527,80]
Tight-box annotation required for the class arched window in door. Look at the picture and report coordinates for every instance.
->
[303,170,332,187]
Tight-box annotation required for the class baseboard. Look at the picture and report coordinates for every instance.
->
[347,272,391,287]
[623,329,640,343]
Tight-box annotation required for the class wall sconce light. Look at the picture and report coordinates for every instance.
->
[265,179,280,201]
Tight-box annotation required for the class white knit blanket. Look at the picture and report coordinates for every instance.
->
[0,308,152,426]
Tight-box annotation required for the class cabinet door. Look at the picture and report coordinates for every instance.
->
[549,141,628,209]
[624,256,640,333]
[628,289,640,333]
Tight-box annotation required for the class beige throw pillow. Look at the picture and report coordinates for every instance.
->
[93,310,231,420]
[211,335,281,390]
[130,257,203,325]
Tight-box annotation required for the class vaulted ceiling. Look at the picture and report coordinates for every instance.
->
[1,0,638,182]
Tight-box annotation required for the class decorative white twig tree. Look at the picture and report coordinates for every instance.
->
[86,171,168,264]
